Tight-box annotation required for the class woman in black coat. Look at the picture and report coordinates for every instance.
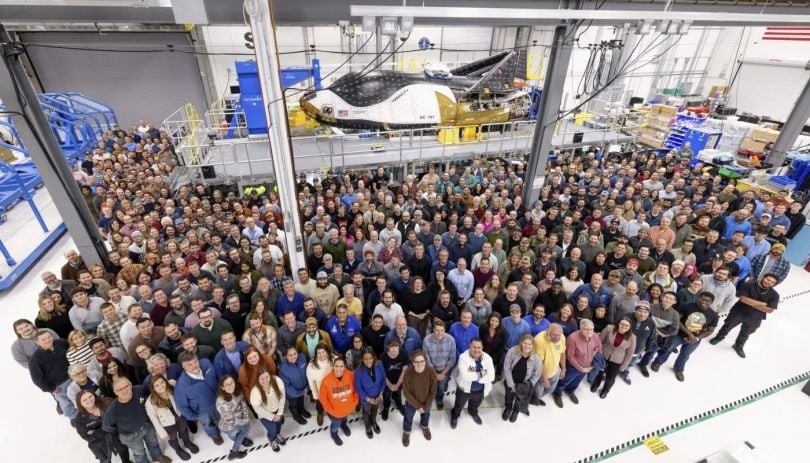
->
[74,390,130,462]
[479,312,507,379]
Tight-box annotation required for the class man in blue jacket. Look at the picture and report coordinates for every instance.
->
[278,346,312,425]
[384,315,423,356]
[174,352,223,445]
[327,303,361,354]
[570,273,612,309]
[212,330,250,379]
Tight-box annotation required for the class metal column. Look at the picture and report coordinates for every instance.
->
[189,26,217,105]
[767,75,810,167]
[521,22,578,205]
[0,24,108,266]
[243,0,306,275]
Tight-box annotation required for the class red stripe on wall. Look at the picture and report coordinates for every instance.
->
[762,37,810,41]
[763,32,810,36]
[765,27,810,31]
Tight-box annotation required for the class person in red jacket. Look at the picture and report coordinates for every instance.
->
[319,357,359,446]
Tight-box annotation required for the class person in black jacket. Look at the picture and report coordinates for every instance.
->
[29,330,76,420]
[479,313,507,378]
[537,280,567,315]
[102,377,168,463]
[75,391,130,462]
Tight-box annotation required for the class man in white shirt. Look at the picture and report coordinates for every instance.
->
[373,289,404,329]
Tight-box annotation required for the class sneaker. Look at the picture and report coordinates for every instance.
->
[502,408,511,421]
[176,448,191,461]
[529,397,544,406]
[212,435,224,446]
[599,389,608,399]
[365,427,374,439]
[567,393,579,405]
[732,344,746,358]
[421,427,432,441]
[709,336,724,345]
[340,422,351,437]
[158,456,172,463]
[620,376,632,386]
[552,394,563,408]
[275,435,287,446]
[638,365,649,377]
[470,414,483,425]
[372,423,381,434]
[381,408,389,421]
[294,416,307,425]
[331,433,343,446]
[651,363,661,372]
[675,371,685,382]
[227,450,247,460]
[450,415,458,429]
[270,440,280,452]
[301,410,312,419]
[509,409,519,423]
[402,433,410,447]
[240,438,252,448]
[185,442,199,454]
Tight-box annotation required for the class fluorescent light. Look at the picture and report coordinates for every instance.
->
[362,15,376,33]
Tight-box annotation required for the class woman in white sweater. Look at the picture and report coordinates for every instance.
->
[249,368,288,452]
[145,374,199,460]
[305,343,333,426]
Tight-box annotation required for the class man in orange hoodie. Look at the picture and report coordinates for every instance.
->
[319,357,359,446]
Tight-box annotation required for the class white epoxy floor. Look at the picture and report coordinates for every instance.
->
[2,235,809,463]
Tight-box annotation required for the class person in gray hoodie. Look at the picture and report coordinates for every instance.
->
[699,267,737,315]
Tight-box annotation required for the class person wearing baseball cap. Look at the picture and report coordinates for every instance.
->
[295,317,333,360]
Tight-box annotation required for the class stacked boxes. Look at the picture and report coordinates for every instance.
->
[637,104,678,148]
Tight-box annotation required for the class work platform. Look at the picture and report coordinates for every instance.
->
[173,119,634,183]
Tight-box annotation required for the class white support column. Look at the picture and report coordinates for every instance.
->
[244,0,307,275]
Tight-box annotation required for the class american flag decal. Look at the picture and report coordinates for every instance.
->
[338,110,349,117]
[762,27,810,41]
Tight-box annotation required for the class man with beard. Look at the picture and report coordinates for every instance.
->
[190,307,232,351]
[710,274,779,358]
[39,271,76,302]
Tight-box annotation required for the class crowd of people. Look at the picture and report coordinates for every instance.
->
[11,121,806,462]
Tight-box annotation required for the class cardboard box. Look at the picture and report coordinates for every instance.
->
[658,105,679,117]
[708,85,730,98]
[639,126,665,138]
[650,104,662,115]
[645,114,671,131]
[751,127,780,143]
[638,135,664,148]
[739,138,769,152]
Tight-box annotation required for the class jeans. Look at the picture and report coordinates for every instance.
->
[434,372,452,403]
[195,410,220,438]
[451,388,484,418]
[118,423,162,463]
[361,401,380,430]
[52,378,77,420]
[402,402,430,433]
[619,353,641,380]
[715,309,763,347]
[653,334,702,372]
[259,417,282,442]
[533,371,559,400]
[383,387,403,412]
[224,423,251,452]
[327,414,348,436]
[553,368,586,396]
[639,336,664,366]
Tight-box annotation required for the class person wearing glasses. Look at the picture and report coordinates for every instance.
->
[400,350,437,447]
[101,377,170,463]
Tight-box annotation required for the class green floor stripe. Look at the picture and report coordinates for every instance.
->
[575,370,810,463]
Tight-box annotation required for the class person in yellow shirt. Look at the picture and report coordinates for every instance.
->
[532,323,566,407]
[336,284,363,320]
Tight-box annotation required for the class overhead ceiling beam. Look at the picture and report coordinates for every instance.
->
[351,5,810,26]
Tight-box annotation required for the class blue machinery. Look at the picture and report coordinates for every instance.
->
[0,93,116,291]
[229,59,322,136]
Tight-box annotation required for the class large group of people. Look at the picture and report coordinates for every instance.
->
[11,120,806,462]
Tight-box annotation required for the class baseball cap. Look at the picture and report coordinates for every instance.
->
[552,278,562,286]
[520,237,529,243]
[316,271,328,279]
[608,270,622,277]
[635,300,651,312]
[611,218,620,224]
[627,258,639,266]
[509,304,522,313]
[520,256,532,263]
[305,317,318,327]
